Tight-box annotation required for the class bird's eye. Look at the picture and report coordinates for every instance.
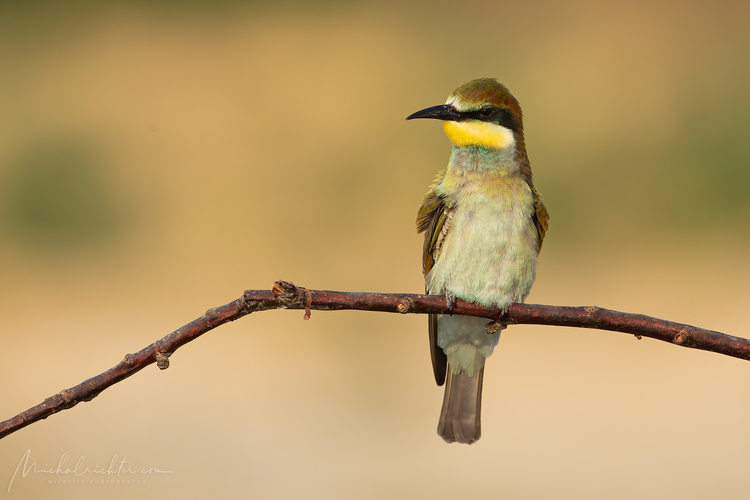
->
[478,107,497,119]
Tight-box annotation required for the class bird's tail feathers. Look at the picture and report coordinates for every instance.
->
[437,364,483,444]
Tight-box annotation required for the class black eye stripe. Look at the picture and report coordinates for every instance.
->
[460,107,518,131]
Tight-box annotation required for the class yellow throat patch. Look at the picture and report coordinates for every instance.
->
[443,120,515,150]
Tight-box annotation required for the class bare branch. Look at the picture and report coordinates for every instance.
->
[1,280,747,440]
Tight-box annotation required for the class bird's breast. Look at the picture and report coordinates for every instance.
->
[426,175,538,309]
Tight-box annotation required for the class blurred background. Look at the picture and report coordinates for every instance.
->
[1,0,749,498]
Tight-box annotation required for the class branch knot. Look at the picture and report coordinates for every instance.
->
[673,330,689,345]
[272,281,307,308]
[397,297,414,314]
[584,306,600,317]
[485,320,506,334]
[154,352,170,370]
[272,280,312,319]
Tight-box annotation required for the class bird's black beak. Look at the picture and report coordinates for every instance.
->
[406,104,462,121]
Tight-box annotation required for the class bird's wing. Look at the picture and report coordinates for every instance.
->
[416,171,450,386]
[532,187,550,251]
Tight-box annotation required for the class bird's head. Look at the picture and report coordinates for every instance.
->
[406,78,524,151]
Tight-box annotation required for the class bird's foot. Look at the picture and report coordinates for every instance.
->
[444,291,457,315]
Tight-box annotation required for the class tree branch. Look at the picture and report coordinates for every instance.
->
[1,280,747,440]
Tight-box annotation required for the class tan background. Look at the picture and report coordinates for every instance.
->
[1,0,750,498]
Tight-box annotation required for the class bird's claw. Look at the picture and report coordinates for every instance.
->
[445,291,457,315]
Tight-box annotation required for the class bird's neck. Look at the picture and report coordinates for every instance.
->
[448,145,521,176]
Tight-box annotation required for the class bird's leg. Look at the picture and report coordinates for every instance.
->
[444,291,457,316]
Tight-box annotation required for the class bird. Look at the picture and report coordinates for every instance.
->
[407,78,549,444]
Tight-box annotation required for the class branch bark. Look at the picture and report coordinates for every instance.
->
[1,280,747,440]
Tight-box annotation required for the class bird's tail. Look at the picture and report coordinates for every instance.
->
[437,364,484,444]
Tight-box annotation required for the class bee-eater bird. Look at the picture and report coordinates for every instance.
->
[407,78,549,444]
